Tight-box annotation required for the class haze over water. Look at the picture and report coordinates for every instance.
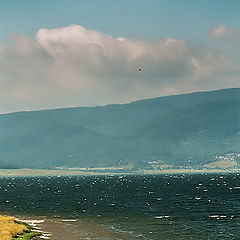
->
[0,173,240,239]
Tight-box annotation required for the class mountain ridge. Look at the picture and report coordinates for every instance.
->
[0,88,239,169]
[1,87,238,116]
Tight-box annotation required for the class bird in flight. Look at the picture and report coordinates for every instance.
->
[138,67,142,72]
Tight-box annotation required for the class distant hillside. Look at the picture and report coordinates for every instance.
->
[0,88,239,169]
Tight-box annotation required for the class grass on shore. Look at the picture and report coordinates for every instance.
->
[0,215,41,240]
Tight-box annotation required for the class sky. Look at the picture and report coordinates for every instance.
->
[0,0,239,113]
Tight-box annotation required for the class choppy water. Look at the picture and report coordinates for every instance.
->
[0,173,240,239]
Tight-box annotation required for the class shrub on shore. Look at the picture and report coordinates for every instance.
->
[0,215,27,240]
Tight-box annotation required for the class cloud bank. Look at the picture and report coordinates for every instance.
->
[0,24,239,113]
[210,23,240,45]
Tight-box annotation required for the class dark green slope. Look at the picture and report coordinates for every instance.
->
[0,88,239,169]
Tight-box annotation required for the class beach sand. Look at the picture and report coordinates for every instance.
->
[23,217,129,240]
[36,219,80,240]
[1,168,240,177]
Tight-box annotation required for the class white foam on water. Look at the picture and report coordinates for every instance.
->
[19,219,45,224]
[40,236,50,239]
[155,215,170,219]
[16,219,51,239]
[59,219,77,222]
[33,229,44,233]
[209,215,227,218]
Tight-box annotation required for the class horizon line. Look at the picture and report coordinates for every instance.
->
[1,87,239,115]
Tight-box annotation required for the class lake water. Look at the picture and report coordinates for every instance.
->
[0,173,240,239]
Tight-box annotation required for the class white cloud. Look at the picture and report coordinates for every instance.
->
[210,23,240,45]
[0,24,239,113]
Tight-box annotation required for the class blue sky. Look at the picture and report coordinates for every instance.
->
[0,1,239,113]
[1,0,239,43]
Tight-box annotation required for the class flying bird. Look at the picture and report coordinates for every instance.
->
[138,67,142,72]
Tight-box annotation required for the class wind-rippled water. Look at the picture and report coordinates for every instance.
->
[0,173,240,239]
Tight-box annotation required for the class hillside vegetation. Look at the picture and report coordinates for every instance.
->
[0,88,239,169]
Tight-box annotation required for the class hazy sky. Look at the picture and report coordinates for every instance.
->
[0,0,239,113]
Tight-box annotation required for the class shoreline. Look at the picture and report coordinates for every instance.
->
[0,215,42,240]
[0,215,78,240]
[12,216,131,240]
[0,168,240,176]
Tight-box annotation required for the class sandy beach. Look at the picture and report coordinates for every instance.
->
[0,168,240,177]
[33,219,80,240]
[20,217,130,240]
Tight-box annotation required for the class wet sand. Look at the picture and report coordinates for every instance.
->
[36,219,80,240]
[23,218,129,240]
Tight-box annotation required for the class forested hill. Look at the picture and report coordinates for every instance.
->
[0,88,239,169]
